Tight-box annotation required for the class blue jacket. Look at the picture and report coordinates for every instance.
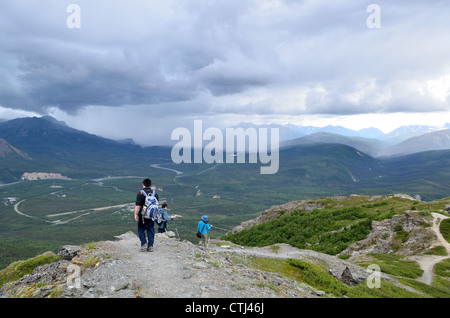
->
[158,208,172,229]
[197,220,212,234]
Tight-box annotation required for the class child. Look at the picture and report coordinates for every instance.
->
[197,215,212,249]
[158,203,173,233]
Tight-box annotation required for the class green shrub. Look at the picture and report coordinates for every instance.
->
[286,258,422,298]
[424,246,448,256]
[434,258,450,277]
[399,277,450,298]
[440,219,450,243]
[393,223,403,232]
[248,256,423,298]
[419,211,431,217]
[355,253,423,279]
[393,231,409,243]
[224,207,373,255]
[85,242,96,251]
[287,259,352,297]
[0,253,61,289]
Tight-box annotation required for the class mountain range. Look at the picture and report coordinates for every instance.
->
[235,122,450,157]
[0,116,449,201]
[281,129,450,157]
[235,121,450,142]
[0,116,170,182]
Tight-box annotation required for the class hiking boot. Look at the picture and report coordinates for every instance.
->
[140,245,147,252]
[147,246,154,252]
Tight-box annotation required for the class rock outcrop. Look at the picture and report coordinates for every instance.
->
[339,211,436,257]
[232,199,325,233]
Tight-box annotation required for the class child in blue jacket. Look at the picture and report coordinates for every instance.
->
[197,215,212,249]
[158,203,173,233]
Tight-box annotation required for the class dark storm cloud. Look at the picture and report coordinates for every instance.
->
[0,0,449,117]
[10,46,197,113]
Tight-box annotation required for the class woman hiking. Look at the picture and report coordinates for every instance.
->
[197,215,213,250]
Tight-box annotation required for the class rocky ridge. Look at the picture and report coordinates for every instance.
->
[0,231,393,299]
[231,199,325,234]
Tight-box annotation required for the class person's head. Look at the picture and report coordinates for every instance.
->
[142,178,151,188]
[161,203,168,209]
[201,215,208,223]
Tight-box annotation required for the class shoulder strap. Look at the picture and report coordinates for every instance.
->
[152,190,156,197]
[141,189,148,197]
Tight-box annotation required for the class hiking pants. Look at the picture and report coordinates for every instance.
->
[138,219,155,247]
[158,221,168,233]
[201,233,208,249]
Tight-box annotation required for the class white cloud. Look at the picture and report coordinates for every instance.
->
[0,106,40,120]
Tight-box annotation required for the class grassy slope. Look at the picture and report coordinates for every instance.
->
[224,195,450,255]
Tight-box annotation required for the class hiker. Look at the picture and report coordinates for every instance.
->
[134,178,159,252]
[157,203,174,233]
[197,215,213,250]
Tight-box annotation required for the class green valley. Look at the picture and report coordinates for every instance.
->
[1,116,450,273]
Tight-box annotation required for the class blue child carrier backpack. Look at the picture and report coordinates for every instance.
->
[141,189,163,225]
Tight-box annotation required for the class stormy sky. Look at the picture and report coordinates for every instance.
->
[0,0,449,145]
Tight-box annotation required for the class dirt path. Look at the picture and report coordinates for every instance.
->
[100,231,406,298]
[102,231,304,298]
[409,213,450,285]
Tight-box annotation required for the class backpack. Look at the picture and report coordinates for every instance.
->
[196,221,207,238]
[141,189,163,225]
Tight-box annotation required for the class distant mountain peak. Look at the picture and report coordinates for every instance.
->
[40,115,68,127]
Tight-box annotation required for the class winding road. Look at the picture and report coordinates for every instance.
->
[13,200,49,222]
[410,213,450,285]
[13,199,133,225]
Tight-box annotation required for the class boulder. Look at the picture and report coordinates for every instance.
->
[340,267,360,286]
[58,245,83,260]
[155,231,176,238]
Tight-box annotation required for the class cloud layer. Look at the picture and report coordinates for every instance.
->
[0,0,449,144]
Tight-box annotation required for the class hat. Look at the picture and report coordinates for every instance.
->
[201,215,208,222]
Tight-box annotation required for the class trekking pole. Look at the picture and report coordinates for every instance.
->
[171,217,181,241]
[212,225,230,232]
[175,227,181,241]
